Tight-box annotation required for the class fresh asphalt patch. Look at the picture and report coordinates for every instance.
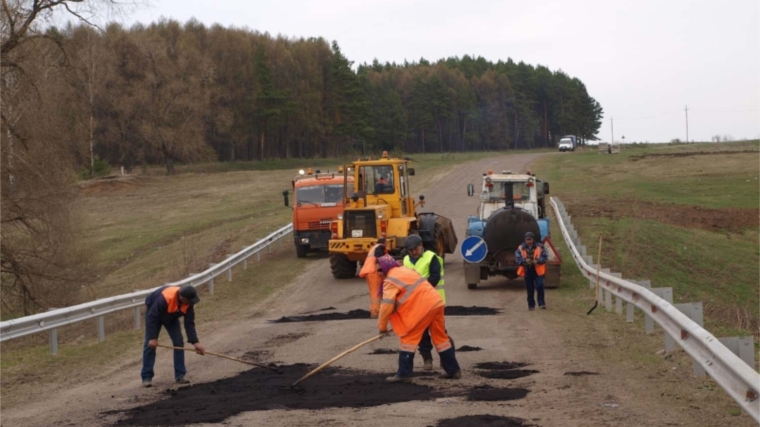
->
[467,385,530,402]
[109,364,445,426]
[368,348,397,355]
[456,345,483,352]
[271,306,501,323]
[564,371,600,376]
[477,369,539,380]
[475,362,529,370]
[436,415,536,427]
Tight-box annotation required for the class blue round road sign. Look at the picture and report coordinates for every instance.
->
[460,236,487,263]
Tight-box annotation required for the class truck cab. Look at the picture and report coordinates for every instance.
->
[558,135,577,152]
[285,169,353,258]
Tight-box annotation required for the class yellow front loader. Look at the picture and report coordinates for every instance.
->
[328,152,458,279]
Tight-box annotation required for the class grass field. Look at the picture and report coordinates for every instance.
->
[532,141,760,338]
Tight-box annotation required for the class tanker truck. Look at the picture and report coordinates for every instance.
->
[462,170,561,289]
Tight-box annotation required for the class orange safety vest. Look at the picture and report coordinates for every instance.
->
[162,286,190,315]
[517,245,546,277]
[359,244,384,318]
[382,266,443,337]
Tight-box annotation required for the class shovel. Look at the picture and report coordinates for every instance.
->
[157,344,283,374]
[587,236,603,315]
[291,332,388,388]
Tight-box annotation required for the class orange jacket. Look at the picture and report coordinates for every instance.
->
[360,244,384,318]
[517,245,546,276]
[378,266,443,337]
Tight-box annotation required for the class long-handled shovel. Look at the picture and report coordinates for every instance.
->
[157,344,283,374]
[587,236,603,315]
[291,332,387,388]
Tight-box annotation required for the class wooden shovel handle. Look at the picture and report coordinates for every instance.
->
[291,333,387,387]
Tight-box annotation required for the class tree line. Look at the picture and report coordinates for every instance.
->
[1,5,602,317]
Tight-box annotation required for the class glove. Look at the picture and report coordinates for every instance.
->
[379,329,393,339]
[524,258,533,266]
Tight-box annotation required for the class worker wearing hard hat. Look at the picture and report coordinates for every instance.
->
[359,243,386,318]
[141,285,205,388]
[515,232,548,310]
[402,235,448,371]
[376,255,461,382]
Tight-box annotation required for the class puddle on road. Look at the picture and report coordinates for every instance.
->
[436,415,536,427]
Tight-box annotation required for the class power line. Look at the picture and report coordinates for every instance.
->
[684,105,689,143]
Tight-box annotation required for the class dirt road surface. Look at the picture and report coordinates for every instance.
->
[2,153,748,427]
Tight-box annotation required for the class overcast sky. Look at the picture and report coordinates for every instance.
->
[117,0,759,143]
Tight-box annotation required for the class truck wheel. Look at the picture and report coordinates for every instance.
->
[330,254,357,279]
[295,244,309,258]
[467,283,478,290]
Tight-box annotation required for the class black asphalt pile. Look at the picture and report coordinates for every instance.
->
[444,306,501,316]
[467,385,530,402]
[271,306,499,323]
[475,362,528,370]
[368,348,397,355]
[477,369,539,380]
[271,309,372,323]
[564,371,599,376]
[456,345,482,352]
[436,415,535,427]
[110,364,442,426]
[474,361,538,380]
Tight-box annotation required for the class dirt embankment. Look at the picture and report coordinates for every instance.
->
[569,200,758,233]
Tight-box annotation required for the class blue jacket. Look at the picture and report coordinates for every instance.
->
[145,286,199,344]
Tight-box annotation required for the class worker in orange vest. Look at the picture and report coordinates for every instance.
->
[376,255,461,382]
[359,243,386,318]
[515,232,548,310]
[141,285,205,387]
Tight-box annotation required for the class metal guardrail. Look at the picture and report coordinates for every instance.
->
[0,224,294,347]
[551,197,759,422]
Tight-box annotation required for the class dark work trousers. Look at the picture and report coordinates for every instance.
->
[524,269,546,308]
[141,317,186,381]
[419,329,454,360]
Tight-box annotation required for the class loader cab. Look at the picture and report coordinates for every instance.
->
[345,152,416,218]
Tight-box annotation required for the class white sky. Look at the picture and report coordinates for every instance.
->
[117,0,759,142]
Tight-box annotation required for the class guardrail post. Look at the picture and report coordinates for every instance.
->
[268,242,272,254]
[676,302,705,376]
[718,337,756,372]
[257,250,261,262]
[633,280,655,332]
[48,307,58,355]
[243,258,248,270]
[209,278,215,295]
[610,273,623,314]
[601,268,612,311]
[650,287,674,351]
[134,306,141,330]
[579,245,587,257]
[626,301,634,323]
[97,316,105,342]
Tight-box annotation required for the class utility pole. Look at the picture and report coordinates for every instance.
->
[610,117,614,144]
[684,105,689,143]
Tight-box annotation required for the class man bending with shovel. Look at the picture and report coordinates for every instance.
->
[375,255,461,382]
[141,285,205,387]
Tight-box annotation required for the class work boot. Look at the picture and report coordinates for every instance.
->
[175,377,190,384]
[419,350,433,371]
[142,379,152,388]
[397,351,415,377]
[440,370,461,379]
[385,375,412,383]
[438,348,461,376]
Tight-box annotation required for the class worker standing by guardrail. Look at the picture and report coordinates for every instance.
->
[515,232,548,310]
[141,285,206,388]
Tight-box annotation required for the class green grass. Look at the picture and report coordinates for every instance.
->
[533,140,760,338]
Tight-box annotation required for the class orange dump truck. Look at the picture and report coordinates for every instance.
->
[283,168,353,258]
